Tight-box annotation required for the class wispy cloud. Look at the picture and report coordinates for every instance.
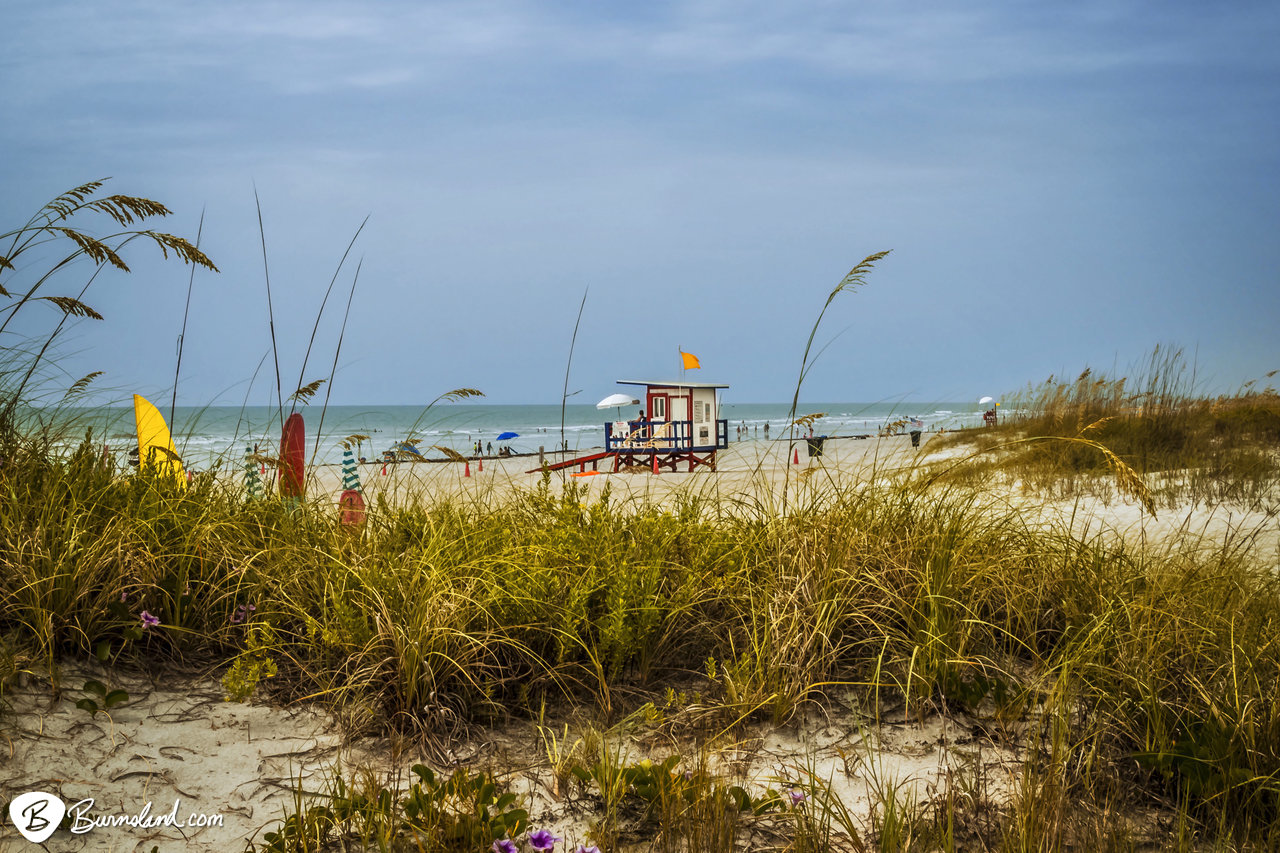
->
[2,0,1278,401]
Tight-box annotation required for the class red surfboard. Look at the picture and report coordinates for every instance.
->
[280,413,306,499]
[339,488,366,527]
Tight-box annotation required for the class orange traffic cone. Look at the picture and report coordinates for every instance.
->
[792,448,800,465]
[381,464,387,476]
[478,458,483,472]
[464,461,471,477]
[652,452,660,474]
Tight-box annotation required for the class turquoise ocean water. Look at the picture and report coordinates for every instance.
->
[65,401,983,470]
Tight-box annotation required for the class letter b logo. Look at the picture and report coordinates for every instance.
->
[9,791,66,843]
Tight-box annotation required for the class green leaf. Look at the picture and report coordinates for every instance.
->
[82,679,108,697]
[104,689,129,708]
[76,698,100,715]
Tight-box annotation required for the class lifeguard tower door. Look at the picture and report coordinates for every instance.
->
[667,392,690,424]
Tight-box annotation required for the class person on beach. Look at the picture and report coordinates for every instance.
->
[764,423,770,438]
[487,441,493,455]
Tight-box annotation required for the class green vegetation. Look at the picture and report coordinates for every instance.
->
[933,346,1280,511]
[2,186,1279,850]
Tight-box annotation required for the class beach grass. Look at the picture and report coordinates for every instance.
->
[3,428,1278,849]
[931,346,1280,512]
[2,186,1279,851]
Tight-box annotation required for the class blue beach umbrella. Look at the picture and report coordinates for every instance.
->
[496,431,519,441]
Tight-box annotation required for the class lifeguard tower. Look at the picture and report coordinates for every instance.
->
[535,379,731,474]
[607,379,730,471]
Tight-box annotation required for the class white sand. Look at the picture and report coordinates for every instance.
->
[309,433,931,510]
[307,432,1279,553]
[0,670,1019,852]
[0,665,374,851]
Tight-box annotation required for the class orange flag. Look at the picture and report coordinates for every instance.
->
[680,350,701,370]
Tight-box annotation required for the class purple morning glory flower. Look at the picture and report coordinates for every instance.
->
[140,611,160,629]
[491,840,518,853]
[529,829,562,851]
[789,789,805,806]
[120,592,128,602]
[573,846,601,853]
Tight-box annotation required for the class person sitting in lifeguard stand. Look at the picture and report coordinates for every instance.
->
[630,409,647,437]
[983,408,997,427]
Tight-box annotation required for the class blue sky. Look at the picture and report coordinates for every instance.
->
[2,0,1277,406]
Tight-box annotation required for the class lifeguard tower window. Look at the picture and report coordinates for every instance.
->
[653,398,666,420]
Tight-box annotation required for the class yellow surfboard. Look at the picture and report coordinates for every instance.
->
[133,394,186,487]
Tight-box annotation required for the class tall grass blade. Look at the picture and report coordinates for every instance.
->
[170,207,204,427]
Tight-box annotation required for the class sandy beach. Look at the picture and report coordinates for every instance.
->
[311,432,1280,554]
[312,433,939,508]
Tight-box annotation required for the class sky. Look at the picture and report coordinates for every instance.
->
[2,0,1277,406]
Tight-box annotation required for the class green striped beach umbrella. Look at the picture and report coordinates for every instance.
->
[342,446,362,493]
[244,446,263,500]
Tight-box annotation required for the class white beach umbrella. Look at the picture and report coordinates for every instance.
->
[596,393,640,410]
[978,396,994,405]
[597,392,641,419]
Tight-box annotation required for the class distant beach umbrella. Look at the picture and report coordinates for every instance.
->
[978,396,994,405]
[342,446,362,492]
[391,442,423,460]
[243,446,263,500]
[496,431,519,441]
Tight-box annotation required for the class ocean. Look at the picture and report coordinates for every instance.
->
[60,401,983,470]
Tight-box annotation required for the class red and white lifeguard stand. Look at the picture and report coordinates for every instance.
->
[532,378,731,474]
[604,379,730,472]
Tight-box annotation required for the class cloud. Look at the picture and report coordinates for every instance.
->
[2,0,1278,402]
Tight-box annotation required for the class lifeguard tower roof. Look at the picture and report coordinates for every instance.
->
[616,379,730,389]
